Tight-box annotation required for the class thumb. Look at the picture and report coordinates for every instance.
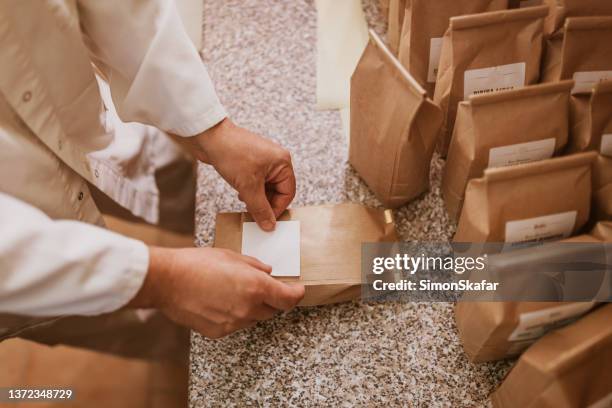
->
[243,185,277,231]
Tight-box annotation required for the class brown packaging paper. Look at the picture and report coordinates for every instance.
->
[508,0,542,9]
[568,80,612,155]
[454,152,597,243]
[542,0,612,35]
[433,6,547,156]
[443,81,573,221]
[387,0,406,55]
[542,16,612,84]
[213,203,398,307]
[379,0,389,23]
[349,30,443,208]
[593,154,612,222]
[491,304,612,408]
[455,298,597,363]
[397,0,508,97]
[591,221,612,241]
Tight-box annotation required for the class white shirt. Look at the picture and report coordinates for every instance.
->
[0,0,226,318]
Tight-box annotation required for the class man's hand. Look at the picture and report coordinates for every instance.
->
[181,118,296,231]
[128,247,305,339]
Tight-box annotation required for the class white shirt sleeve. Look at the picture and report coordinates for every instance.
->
[0,192,149,317]
[77,0,227,137]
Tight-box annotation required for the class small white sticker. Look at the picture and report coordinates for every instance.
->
[488,138,556,168]
[427,37,443,83]
[508,302,595,342]
[241,221,301,277]
[504,211,577,244]
[572,71,612,94]
[519,0,541,7]
[601,134,612,156]
[464,62,526,100]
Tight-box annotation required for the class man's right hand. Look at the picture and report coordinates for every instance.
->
[128,247,305,339]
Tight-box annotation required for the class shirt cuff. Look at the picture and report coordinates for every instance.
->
[166,103,228,137]
[105,238,150,313]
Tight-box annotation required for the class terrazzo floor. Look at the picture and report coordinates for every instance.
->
[190,1,513,406]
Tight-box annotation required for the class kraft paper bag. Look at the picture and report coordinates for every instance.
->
[433,6,547,156]
[455,300,597,362]
[213,203,398,307]
[349,30,443,208]
[568,80,612,155]
[397,0,508,97]
[591,221,612,241]
[387,0,406,55]
[379,0,389,22]
[542,0,612,35]
[454,152,597,243]
[491,304,612,407]
[443,81,573,221]
[593,154,612,222]
[508,0,542,8]
[542,17,612,85]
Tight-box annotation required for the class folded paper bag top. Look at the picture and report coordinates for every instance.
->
[397,0,508,97]
[542,0,612,35]
[443,81,573,221]
[349,30,443,209]
[569,80,612,155]
[491,303,612,408]
[454,151,597,243]
[591,221,612,242]
[433,6,548,156]
[542,16,612,86]
[387,0,406,55]
[593,154,612,222]
[213,203,398,307]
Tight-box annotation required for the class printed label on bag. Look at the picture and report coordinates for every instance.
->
[464,62,526,99]
[519,0,541,7]
[488,138,555,168]
[572,71,612,94]
[508,302,595,342]
[504,211,577,244]
[427,37,443,83]
[601,134,612,156]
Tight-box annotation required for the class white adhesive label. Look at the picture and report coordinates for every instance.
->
[519,0,541,7]
[505,211,577,244]
[572,71,612,94]
[464,62,526,99]
[601,134,612,156]
[488,138,555,168]
[508,302,595,342]
[427,37,443,83]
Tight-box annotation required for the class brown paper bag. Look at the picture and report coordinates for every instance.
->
[508,0,542,9]
[591,221,612,241]
[454,152,596,243]
[443,81,573,221]
[434,7,547,156]
[379,0,389,23]
[387,0,406,55]
[491,304,612,407]
[397,0,508,97]
[213,203,398,307]
[568,80,612,155]
[542,0,612,35]
[542,17,612,85]
[593,154,612,222]
[349,30,443,208]
[455,300,597,362]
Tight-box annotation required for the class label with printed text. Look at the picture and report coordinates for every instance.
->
[488,138,555,168]
[427,37,443,83]
[508,302,595,342]
[572,71,612,94]
[464,62,526,99]
[504,211,576,244]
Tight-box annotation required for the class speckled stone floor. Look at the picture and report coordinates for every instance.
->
[190,1,513,406]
